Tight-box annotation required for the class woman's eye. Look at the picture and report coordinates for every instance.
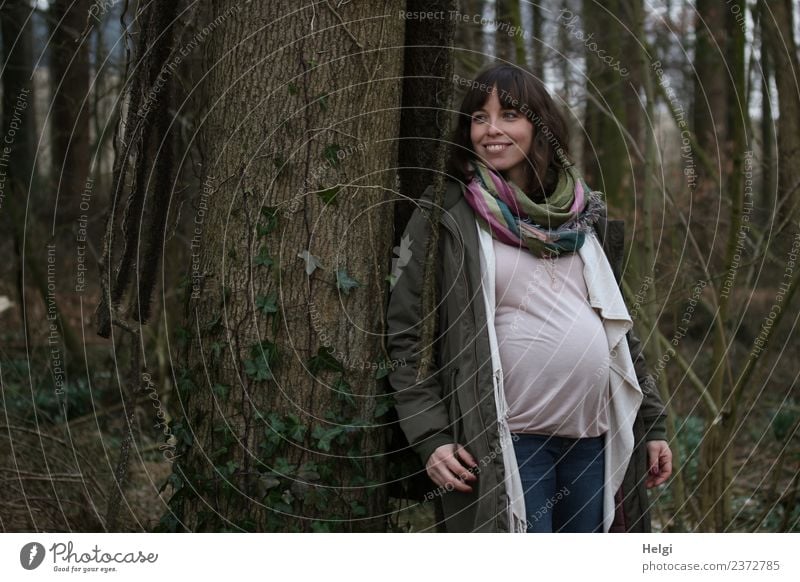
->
[503,111,518,119]
[472,114,487,124]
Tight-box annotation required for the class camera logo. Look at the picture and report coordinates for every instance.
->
[20,542,46,570]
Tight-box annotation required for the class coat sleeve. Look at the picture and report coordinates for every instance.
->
[596,212,668,443]
[627,327,668,442]
[385,205,454,464]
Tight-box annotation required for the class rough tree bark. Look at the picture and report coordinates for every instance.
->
[580,0,628,211]
[49,0,90,225]
[691,0,734,259]
[454,0,486,80]
[160,1,405,532]
[761,0,800,223]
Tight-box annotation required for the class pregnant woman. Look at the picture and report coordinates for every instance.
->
[386,62,671,532]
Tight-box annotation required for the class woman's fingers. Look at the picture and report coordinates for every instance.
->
[645,440,673,488]
[426,443,478,493]
[455,445,479,468]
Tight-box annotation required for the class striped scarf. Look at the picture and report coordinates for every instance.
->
[461,160,604,257]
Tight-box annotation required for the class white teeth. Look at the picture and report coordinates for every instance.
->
[485,144,509,152]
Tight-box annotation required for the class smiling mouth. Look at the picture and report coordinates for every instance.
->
[484,144,511,153]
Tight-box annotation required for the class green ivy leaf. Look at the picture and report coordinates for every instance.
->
[212,383,230,400]
[258,206,279,236]
[254,247,274,268]
[244,358,271,381]
[336,268,361,295]
[317,185,341,206]
[265,412,286,443]
[255,292,278,315]
[308,346,344,376]
[374,394,394,419]
[175,326,192,348]
[210,341,223,360]
[317,92,329,112]
[323,144,342,167]
[375,360,392,379]
[350,501,368,517]
[312,425,345,452]
[333,376,355,407]
[285,413,307,442]
[202,312,222,332]
[297,461,320,482]
[244,340,279,381]
[274,456,295,475]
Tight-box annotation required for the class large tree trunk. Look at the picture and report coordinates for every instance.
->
[49,0,91,225]
[580,0,628,210]
[761,0,800,223]
[161,1,405,532]
[530,1,544,79]
[691,0,733,258]
[454,0,486,79]
[701,0,748,533]
[397,0,457,236]
[494,0,514,61]
[2,2,83,364]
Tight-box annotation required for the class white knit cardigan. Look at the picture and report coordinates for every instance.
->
[475,220,644,533]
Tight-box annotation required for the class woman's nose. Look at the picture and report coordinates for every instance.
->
[487,121,501,135]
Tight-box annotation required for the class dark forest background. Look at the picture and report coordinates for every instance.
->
[0,0,798,532]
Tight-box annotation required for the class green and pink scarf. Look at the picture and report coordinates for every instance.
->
[462,160,604,257]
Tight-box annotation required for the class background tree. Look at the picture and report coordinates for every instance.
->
[49,0,90,225]
[761,0,800,222]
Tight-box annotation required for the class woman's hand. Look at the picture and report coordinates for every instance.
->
[645,440,673,488]
[425,443,479,493]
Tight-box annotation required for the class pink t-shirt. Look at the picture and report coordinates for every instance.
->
[493,238,610,437]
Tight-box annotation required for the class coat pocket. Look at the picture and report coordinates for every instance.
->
[447,367,461,445]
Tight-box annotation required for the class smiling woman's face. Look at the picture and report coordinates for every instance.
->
[469,87,535,189]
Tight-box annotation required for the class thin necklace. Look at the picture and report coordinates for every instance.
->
[543,250,558,289]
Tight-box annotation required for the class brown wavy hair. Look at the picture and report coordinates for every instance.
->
[447,63,570,201]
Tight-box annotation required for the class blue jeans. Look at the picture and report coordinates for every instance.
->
[512,433,605,533]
